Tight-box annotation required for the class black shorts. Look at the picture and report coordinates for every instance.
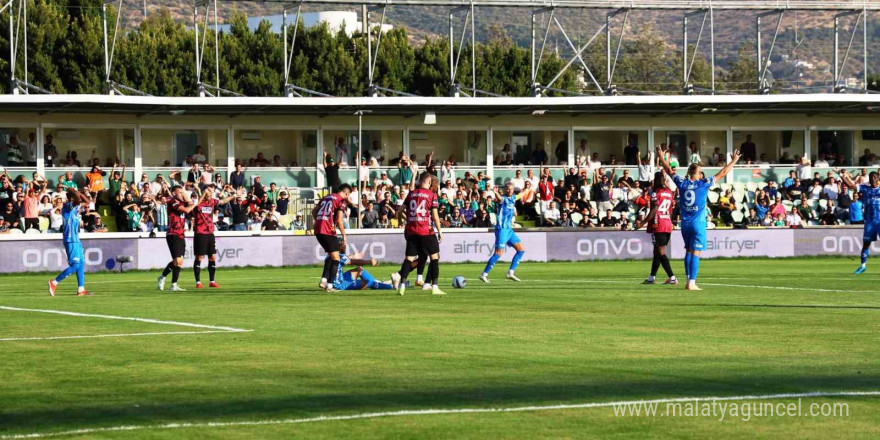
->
[405,234,440,257]
[652,232,671,247]
[194,234,216,256]
[166,234,186,259]
[316,233,340,254]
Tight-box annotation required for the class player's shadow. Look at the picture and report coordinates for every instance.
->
[676,303,880,311]
[3,373,878,434]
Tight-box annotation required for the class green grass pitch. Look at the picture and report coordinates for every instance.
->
[1,258,878,439]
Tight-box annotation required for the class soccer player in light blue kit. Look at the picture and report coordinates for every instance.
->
[835,168,880,274]
[658,146,741,290]
[326,240,395,291]
[48,188,92,296]
[480,182,526,283]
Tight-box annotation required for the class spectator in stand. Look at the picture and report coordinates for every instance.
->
[747,207,761,227]
[636,149,655,189]
[718,189,736,226]
[823,177,840,200]
[6,136,22,167]
[814,154,830,167]
[229,189,249,231]
[82,206,107,232]
[786,206,804,227]
[229,163,245,190]
[763,180,779,200]
[361,201,379,228]
[532,144,548,165]
[783,171,797,190]
[592,170,614,213]
[446,206,465,228]
[377,213,391,228]
[21,184,43,232]
[85,165,106,207]
[850,192,864,225]
[538,174,554,217]
[624,139,639,166]
[261,211,279,230]
[688,142,703,166]
[740,134,756,163]
[820,204,838,225]
[510,169,525,193]
[334,137,349,166]
[807,180,823,201]
[191,146,207,165]
[769,196,787,219]
[833,153,848,167]
[397,155,413,188]
[575,140,590,167]
[542,202,560,227]
[1,200,19,232]
[600,210,619,228]
[252,152,270,167]
[276,190,289,216]
[579,207,596,228]
[787,179,804,200]
[24,132,36,166]
[292,212,306,231]
[471,207,491,228]
[517,181,537,219]
[525,169,539,189]
[554,136,568,165]
[557,210,575,227]
[709,147,724,166]
[43,135,58,167]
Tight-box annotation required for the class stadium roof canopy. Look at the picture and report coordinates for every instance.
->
[0,94,878,117]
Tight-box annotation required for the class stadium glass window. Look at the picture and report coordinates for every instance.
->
[810,130,861,167]
[0,126,38,168]
[653,129,728,167]
[409,129,487,167]
[853,129,880,166]
[572,130,649,167]
[493,130,569,167]
[235,129,318,168]
[733,130,805,165]
[40,127,135,169]
[321,129,403,168]
[141,128,228,168]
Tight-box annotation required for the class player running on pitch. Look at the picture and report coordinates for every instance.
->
[636,171,678,285]
[391,172,445,296]
[326,240,395,291]
[480,182,526,283]
[658,145,740,290]
[48,188,92,297]
[834,168,880,274]
[158,185,196,291]
[313,184,351,292]
[192,184,237,289]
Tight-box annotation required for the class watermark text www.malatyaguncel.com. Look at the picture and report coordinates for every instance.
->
[613,399,849,422]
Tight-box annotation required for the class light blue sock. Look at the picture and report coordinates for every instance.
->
[861,248,869,266]
[509,250,525,272]
[690,255,701,282]
[368,281,394,290]
[683,253,692,279]
[360,269,377,284]
[483,253,501,275]
[55,264,77,284]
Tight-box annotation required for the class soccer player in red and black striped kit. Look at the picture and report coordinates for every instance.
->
[390,172,445,296]
[157,186,196,292]
[192,184,237,288]
[313,184,351,292]
[638,171,678,285]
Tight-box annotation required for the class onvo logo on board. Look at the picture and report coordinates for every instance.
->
[313,242,386,260]
[822,235,880,253]
[22,248,104,268]
[577,238,643,256]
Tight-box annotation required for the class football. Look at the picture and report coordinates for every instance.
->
[452,275,467,289]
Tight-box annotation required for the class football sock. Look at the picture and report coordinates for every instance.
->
[75,262,85,289]
[56,265,76,283]
[368,280,394,290]
[690,255,701,281]
[328,259,341,285]
[161,262,173,278]
[483,253,501,275]
[171,264,180,284]
[683,253,692,279]
[861,248,869,266]
[360,269,376,284]
[510,250,525,272]
[428,259,440,286]
[193,261,202,283]
[321,258,332,281]
[660,254,674,277]
[208,260,216,282]
[650,251,661,277]
[398,259,414,281]
[417,255,426,276]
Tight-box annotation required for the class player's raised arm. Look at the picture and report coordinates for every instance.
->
[834,168,858,191]
[713,149,742,181]
[656,145,674,176]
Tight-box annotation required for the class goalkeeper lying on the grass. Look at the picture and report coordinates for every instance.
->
[325,247,395,291]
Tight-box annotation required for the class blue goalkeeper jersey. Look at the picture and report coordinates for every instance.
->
[61,202,81,244]
[496,195,517,230]
[673,175,715,225]
[859,184,880,223]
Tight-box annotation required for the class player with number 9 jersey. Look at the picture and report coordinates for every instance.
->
[672,174,714,251]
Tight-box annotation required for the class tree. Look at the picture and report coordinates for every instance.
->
[722,43,757,92]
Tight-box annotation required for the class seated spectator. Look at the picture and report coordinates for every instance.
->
[556,210,576,228]
[773,213,786,227]
[446,206,465,228]
[786,179,804,200]
[1,200,20,232]
[376,213,391,229]
[763,181,779,200]
[718,189,736,226]
[796,197,815,223]
[769,196,787,219]
[471,208,491,228]
[361,201,379,228]
[292,212,306,231]
[510,169,525,192]
[83,207,108,232]
[747,208,762,227]
[814,154,830,167]
[261,213,279,230]
[277,191,290,215]
[819,205,838,225]
[579,207,596,228]
[783,171,797,189]
[808,180,823,201]
[786,206,804,228]
[542,203,560,227]
[123,203,143,232]
[600,210,619,228]
[823,177,840,200]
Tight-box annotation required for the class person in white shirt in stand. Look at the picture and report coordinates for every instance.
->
[636,149,655,189]
[510,169,525,193]
[525,169,539,189]
[786,206,805,227]
[25,132,37,166]
[440,161,455,187]
[823,177,840,201]
[814,154,830,167]
[335,137,349,166]
[575,139,590,167]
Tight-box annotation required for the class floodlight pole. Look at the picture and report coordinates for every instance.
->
[356,110,364,229]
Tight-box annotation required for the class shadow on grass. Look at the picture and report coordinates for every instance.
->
[2,374,879,434]
[675,303,880,311]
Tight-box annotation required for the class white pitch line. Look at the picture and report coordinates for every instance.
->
[0,306,251,333]
[0,330,241,342]
[1,390,877,439]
